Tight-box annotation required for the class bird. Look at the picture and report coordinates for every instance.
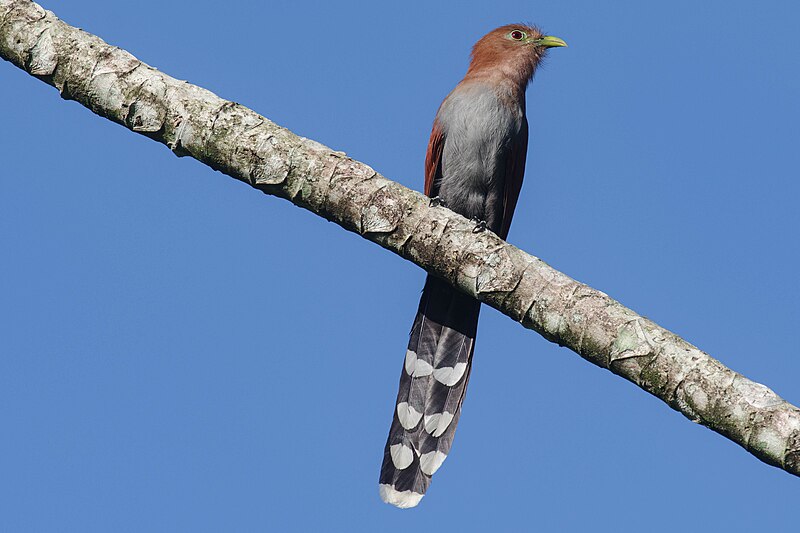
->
[378,24,566,508]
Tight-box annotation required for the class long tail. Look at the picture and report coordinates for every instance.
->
[379,275,481,508]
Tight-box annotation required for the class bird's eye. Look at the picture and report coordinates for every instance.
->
[509,30,526,41]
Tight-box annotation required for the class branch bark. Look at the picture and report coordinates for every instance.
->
[2,0,798,478]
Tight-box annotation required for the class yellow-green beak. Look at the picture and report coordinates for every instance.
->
[533,35,568,48]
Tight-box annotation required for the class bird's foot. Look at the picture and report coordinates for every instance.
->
[471,218,487,233]
[429,196,446,208]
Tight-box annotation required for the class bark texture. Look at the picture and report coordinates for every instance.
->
[2,0,798,477]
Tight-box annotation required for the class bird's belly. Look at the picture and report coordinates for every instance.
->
[435,85,521,227]
[438,129,514,227]
[437,83,524,231]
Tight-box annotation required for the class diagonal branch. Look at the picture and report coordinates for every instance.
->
[2,0,798,477]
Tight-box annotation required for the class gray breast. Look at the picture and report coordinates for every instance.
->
[434,82,523,228]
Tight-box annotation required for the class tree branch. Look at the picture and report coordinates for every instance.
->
[2,0,798,477]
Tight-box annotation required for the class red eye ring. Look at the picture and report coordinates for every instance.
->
[510,30,524,40]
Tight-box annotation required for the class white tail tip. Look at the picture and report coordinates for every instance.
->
[379,484,424,509]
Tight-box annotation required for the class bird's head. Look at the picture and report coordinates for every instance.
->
[466,24,566,86]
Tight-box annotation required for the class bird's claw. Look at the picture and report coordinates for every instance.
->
[429,196,446,208]
[472,219,487,233]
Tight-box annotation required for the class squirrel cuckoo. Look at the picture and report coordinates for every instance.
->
[379,24,566,508]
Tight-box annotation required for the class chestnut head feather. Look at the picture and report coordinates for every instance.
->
[465,24,566,90]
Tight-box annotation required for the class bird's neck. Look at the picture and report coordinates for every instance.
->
[463,56,536,104]
[459,71,529,111]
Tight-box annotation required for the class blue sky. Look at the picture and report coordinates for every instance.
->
[2,0,798,530]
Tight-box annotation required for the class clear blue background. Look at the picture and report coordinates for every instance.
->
[2,1,798,530]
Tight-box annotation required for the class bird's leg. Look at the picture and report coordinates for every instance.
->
[429,196,446,208]
[471,217,487,233]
